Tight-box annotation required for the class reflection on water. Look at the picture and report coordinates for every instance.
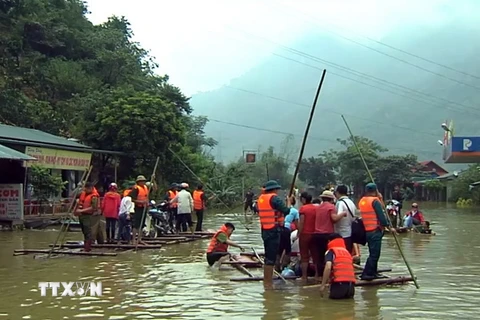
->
[0,203,479,319]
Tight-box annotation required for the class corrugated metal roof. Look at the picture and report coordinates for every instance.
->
[0,144,36,161]
[0,124,91,150]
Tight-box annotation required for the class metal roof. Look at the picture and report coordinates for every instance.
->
[0,124,124,155]
[0,144,37,161]
[0,124,90,149]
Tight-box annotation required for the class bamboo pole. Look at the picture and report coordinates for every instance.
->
[135,157,160,250]
[288,70,327,197]
[48,166,93,258]
[340,115,420,289]
[252,247,288,283]
[168,147,251,231]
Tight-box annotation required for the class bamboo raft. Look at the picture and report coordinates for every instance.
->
[13,231,215,258]
[228,252,414,287]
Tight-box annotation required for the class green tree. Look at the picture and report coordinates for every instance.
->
[29,165,66,213]
[451,165,480,204]
[298,156,336,188]
[374,154,420,187]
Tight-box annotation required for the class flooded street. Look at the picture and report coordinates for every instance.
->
[1,203,479,319]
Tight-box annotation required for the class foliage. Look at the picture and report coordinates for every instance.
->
[451,165,480,204]
[423,179,444,191]
[0,0,216,191]
[29,165,66,202]
[374,155,420,187]
[298,156,336,188]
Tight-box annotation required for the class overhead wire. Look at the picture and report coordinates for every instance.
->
[268,3,480,89]
[206,117,442,157]
[224,25,480,116]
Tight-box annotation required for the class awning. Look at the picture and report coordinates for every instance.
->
[0,144,37,161]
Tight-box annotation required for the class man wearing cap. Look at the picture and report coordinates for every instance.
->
[170,183,195,234]
[129,175,150,245]
[257,180,291,289]
[358,183,393,280]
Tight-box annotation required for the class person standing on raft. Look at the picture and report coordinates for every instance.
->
[129,175,151,245]
[257,180,291,289]
[75,182,100,252]
[359,183,395,281]
[193,184,207,232]
[319,233,356,299]
[206,222,245,266]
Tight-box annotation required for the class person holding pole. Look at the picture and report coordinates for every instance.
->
[75,182,100,252]
[129,175,150,246]
[358,183,395,281]
[257,180,291,289]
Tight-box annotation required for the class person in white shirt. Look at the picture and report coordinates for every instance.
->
[117,184,135,243]
[333,185,357,253]
[170,182,194,234]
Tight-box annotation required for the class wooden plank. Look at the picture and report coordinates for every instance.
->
[229,268,393,282]
[240,252,264,257]
[13,249,117,256]
[304,276,414,288]
[49,243,163,249]
[231,255,255,277]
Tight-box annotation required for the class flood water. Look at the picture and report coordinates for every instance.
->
[0,202,479,319]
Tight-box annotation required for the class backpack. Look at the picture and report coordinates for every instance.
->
[339,199,367,246]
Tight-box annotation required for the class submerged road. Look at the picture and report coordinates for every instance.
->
[0,203,478,319]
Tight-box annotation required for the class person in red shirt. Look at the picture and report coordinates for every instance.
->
[314,190,347,276]
[406,203,425,225]
[297,192,319,283]
[102,183,121,243]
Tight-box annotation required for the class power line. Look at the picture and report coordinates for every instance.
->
[268,4,480,88]
[218,25,480,116]
[224,85,442,138]
[273,53,479,115]
[207,117,441,157]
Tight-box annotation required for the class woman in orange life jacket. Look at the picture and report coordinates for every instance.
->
[206,222,245,266]
[319,233,356,299]
[258,180,291,289]
[75,182,100,252]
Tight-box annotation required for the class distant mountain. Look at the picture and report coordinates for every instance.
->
[191,18,480,172]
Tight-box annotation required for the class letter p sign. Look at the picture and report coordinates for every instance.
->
[463,139,472,151]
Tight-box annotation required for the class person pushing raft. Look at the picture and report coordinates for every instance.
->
[206,222,245,267]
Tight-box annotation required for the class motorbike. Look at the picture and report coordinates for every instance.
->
[386,199,401,228]
[143,200,174,238]
[252,200,259,215]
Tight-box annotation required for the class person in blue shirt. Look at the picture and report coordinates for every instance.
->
[276,195,299,272]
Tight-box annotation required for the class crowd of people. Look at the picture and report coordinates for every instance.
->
[206,180,412,299]
[74,175,209,251]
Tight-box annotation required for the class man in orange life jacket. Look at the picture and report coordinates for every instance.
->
[193,184,207,232]
[165,183,178,231]
[206,222,245,266]
[258,180,291,289]
[75,182,100,252]
[128,175,150,245]
[359,183,394,281]
[319,233,356,299]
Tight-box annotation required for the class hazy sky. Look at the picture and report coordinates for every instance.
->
[86,0,473,96]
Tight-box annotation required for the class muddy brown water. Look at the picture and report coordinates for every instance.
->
[0,203,479,319]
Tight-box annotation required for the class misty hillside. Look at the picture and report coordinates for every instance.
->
[190,18,480,170]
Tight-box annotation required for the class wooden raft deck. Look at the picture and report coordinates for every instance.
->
[14,231,214,258]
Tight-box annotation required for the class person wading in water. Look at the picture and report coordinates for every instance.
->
[75,182,99,252]
[257,180,291,289]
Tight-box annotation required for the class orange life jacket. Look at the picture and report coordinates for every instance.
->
[327,238,356,283]
[193,190,205,210]
[78,190,100,215]
[206,225,229,253]
[257,193,284,230]
[358,196,380,232]
[123,189,131,197]
[168,190,177,208]
[135,184,149,207]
